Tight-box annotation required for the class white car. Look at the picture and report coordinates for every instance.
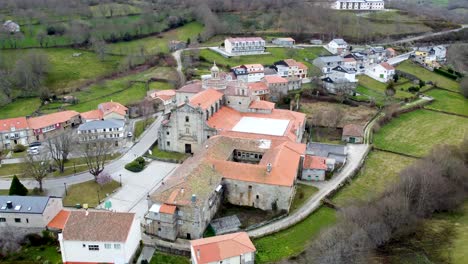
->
[127,132,133,138]
[27,146,40,155]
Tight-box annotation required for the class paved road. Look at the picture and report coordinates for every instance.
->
[171,47,210,86]
[247,144,370,238]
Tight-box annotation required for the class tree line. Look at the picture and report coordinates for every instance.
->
[281,140,468,263]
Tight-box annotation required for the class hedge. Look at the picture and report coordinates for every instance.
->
[13,144,27,153]
[434,68,458,80]
[124,157,146,172]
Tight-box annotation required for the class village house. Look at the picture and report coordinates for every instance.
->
[190,232,256,264]
[431,45,447,61]
[77,119,126,146]
[224,37,266,56]
[0,196,63,233]
[313,55,344,74]
[301,155,330,181]
[386,47,397,58]
[0,117,31,150]
[342,124,364,143]
[262,75,290,101]
[148,89,176,112]
[272,37,295,47]
[366,46,386,64]
[326,39,348,55]
[80,101,128,123]
[274,59,308,80]
[332,0,385,10]
[248,82,270,100]
[27,111,81,141]
[232,64,265,83]
[307,142,348,164]
[321,65,358,94]
[146,135,305,241]
[310,39,323,45]
[344,52,368,73]
[54,210,141,264]
[2,20,20,33]
[365,62,395,83]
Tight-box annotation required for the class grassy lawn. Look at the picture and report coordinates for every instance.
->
[2,244,62,263]
[374,109,468,157]
[332,151,416,206]
[108,22,204,55]
[196,47,327,77]
[254,206,336,263]
[134,117,155,138]
[0,163,26,177]
[0,98,41,119]
[150,252,190,264]
[358,75,415,101]
[397,61,460,92]
[425,89,468,116]
[290,184,319,213]
[63,180,120,208]
[0,189,9,195]
[148,145,188,161]
[1,48,122,93]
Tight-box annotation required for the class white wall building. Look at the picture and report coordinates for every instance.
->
[0,196,63,231]
[0,117,31,150]
[274,59,308,80]
[326,39,348,55]
[77,119,125,146]
[333,0,385,10]
[58,211,141,264]
[365,62,395,83]
[224,37,266,55]
[232,64,265,83]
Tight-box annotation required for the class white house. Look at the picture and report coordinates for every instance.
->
[431,45,447,61]
[274,59,308,80]
[326,39,348,55]
[148,89,176,112]
[190,232,256,264]
[301,155,335,181]
[0,117,31,151]
[0,196,63,232]
[365,62,395,83]
[232,64,265,83]
[272,37,295,47]
[332,0,385,10]
[2,20,20,33]
[77,119,125,146]
[58,210,141,264]
[224,37,266,55]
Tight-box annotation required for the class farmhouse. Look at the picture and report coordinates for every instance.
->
[301,155,329,181]
[56,210,141,264]
[146,135,305,241]
[0,196,63,232]
[148,89,176,112]
[342,124,364,143]
[365,62,395,83]
[0,117,31,151]
[326,39,348,55]
[272,37,295,47]
[190,232,256,264]
[224,37,266,55]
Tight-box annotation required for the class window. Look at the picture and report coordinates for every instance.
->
[166,131,169,135]
[185,116,189,122]
[105,244,111,249]
[185,127,190,134]
[88,245,99,251]
[167,141,170,146]
[178,220,184,225]
[0,218,5,222]
[248,185,252,190]
[14,218,21,223]
[238,102,242,104]
[256,195,259,199]
[114,244,121,250]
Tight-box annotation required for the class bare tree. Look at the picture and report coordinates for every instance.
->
[81,141,113,181]
[460,77,468,98]
[46,131,75,173]
[91,37,108,61]
[13,51,50,97]
[138,99,155,127]
[23,153,50,193]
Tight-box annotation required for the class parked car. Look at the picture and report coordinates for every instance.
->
[127,132,133,138]
[29,142,41,147]
[27,146,39,155]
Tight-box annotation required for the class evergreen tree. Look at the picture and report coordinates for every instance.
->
[9,175,28,196]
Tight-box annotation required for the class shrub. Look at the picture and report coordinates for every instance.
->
[9,175,28,196]
[125,157,146,172]
[408,86,420,93]
[13,144,26,153]
[25,234,43,247]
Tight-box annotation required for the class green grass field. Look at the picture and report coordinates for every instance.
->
[0,97,41,119]
[2,244,62,263]
[150,252,190,264]
[134,118,155,138]
[254,206,336,263]
[425,89,468,116]
[397,61,460,92]
[332,151,416,206]
[290,184,319,213]
[63,180,120,208]
[108,22,203,55]
[148,145,188,161]
[358,75,415,100]
[374,109,468,157]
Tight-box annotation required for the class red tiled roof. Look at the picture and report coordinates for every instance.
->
[189,89,224,110]
[248,82,269,91]
[380,62,395,71]
[283,59,308,70]
[178,81,203,93]
[344,57,356,62]
[98,102,128,116]
[0,117,29,132]
[80,110,103,121]
[249,100,275,110]
[159,204,177,215]
[47,210,70,230]
[343,124,364,137]
[304,155,327,170]
[27,111,80,130]
[191,232,256,264]
[263,75,288,84]
[62,211,135,242]
[149,89,176,101]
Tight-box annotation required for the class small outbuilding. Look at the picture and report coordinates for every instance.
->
[342,124,364,143]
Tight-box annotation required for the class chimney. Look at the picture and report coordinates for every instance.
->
[6,201,13,209]
[85,210,89,216]
[197,249,200,258]
[266,163,272,173]
[181,188,185,194]
[191,194,197,203]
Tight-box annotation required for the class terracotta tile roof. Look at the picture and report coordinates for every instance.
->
[0,117,29,132]
[62,211,135,242]
[149,89,176,101]
[304,155,328,170]
[226,37,264,43]
[248,82,269,91]
[98,102,128,116]
[189,89,224,110]
[27,111,80,129]
[263,75,288,84]
[159,204,177,215]
[283,59,308,70]
[380,62,395,71]
[249,100,275,110]
[80,110,103,121]
[207,107,242,130]
[386,47,396,52]
[343,124,364,137]
[47,209,70,230]
[344,57,356,62]
[191,232,256,264]
[178,81,203,93]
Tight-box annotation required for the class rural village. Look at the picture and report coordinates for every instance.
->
[0,0,467,263]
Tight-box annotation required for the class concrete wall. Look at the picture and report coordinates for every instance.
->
[301,169,325,181]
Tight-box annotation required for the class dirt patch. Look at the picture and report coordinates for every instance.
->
[301,100,378,127]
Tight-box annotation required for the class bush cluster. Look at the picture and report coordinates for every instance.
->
[124,157,146,172]
[13,144,26,153]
